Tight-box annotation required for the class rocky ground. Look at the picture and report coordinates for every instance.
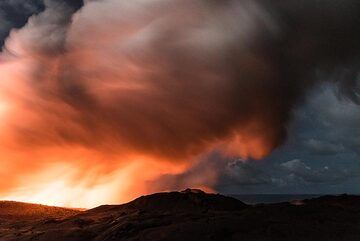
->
[1,189,360,241]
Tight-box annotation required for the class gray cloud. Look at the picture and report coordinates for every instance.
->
[149,156,360,194]
[304,139,345,156]
[0,0,44,44]
[299,84,360,155]
[280,159,359,185]
[0,0,359,197]
[147,82,360,192]
[2,0,359,161]
[223,160,271,186]
[3,0,76,56]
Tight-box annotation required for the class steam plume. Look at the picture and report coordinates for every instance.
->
[0,0,359,207]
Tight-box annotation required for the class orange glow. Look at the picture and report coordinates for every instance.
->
[0,148,189,208]
[0,0,282,208]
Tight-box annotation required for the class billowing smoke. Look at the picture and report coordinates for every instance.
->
[0,0,359,207]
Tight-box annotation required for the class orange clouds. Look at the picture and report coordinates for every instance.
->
[0,0,359,207]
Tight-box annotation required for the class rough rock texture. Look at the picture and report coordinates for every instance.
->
[1,190,360,241]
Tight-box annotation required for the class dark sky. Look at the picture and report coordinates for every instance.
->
[0,0,43,45]
[217,83,360,194]
[0,0,83,45]
[0,0,359,195]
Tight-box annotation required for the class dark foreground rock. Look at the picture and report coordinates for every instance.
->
[1,190,360,241]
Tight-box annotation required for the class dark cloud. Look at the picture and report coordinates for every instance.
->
[280,159,359,185]
[299,84,360,155]
[222,160,271,186]
[223,158,360,190]
[0,0,83,46]
[2,0,359,161]
[303,139,345,156]
[147,155,221,193]
[150,155,360,194]
[0,0,44,45]
[61,0,83,10]
[218,83,360,194]
[0,0,359,200]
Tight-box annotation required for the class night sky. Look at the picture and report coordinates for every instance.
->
[0,0,359,207]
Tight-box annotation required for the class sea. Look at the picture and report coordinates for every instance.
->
[230,194,323,204]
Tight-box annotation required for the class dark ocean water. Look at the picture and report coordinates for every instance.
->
[230,194,323,204]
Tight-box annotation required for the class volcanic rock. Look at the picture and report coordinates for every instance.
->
[1,191,360,240]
